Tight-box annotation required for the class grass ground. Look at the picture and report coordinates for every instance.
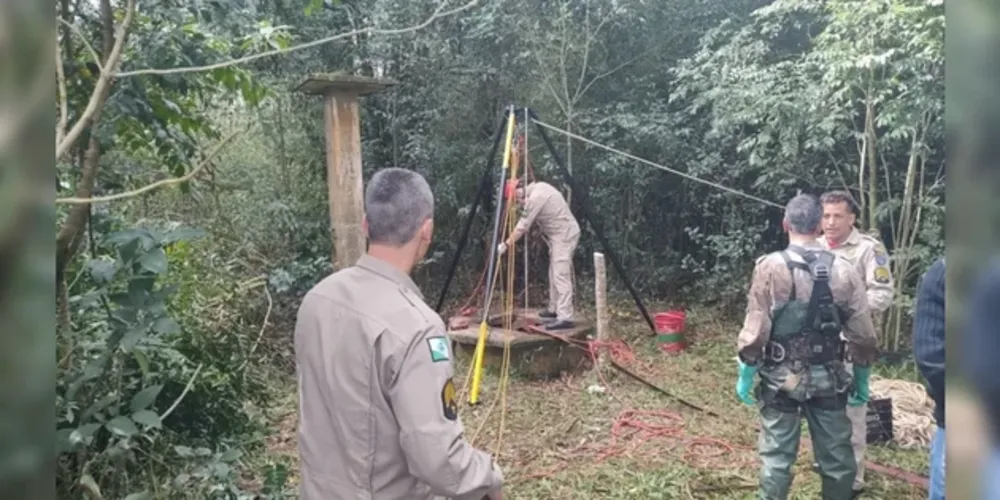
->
[244,301,930,499]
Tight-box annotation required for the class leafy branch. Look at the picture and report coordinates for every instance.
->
[114,0,479,78]
[56,0,136,161]
[56,130,242,205]
[235,277,273,376]
[59,17,104,73]
[159,363,204,422]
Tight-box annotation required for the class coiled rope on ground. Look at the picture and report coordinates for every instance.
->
[870,375,936,449]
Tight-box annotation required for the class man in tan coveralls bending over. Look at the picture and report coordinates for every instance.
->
[816,190,894,497]
[294,168,503,500]
[496,180,580,330]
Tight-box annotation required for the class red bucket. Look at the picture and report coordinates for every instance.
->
[654,310,686,353]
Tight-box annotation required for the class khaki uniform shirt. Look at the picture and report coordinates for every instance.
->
[294,255,503,500]
[818,228,894,312]
[737,241,879,366]
[515,182,581,243]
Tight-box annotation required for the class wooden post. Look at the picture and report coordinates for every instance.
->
[593,252,608,369]
[294,74,397,270]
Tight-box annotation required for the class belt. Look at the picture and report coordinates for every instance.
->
[765,333,844,365]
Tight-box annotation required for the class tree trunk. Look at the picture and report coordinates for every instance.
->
[889,122,926,349]
[55,0,120,355]
[565,115,573,205]
[56,133,103,365]
[864,90,878,231]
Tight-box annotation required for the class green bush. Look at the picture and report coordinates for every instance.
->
[56,225,276,498]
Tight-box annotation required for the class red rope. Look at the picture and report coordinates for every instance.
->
[595,408,686,462]
[513,328,747,480]
[454,130,746,481]
[458,134,922,489]
[530,334,924,487]
[457,266,488,317]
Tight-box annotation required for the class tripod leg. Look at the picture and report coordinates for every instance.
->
[434,108,510,313]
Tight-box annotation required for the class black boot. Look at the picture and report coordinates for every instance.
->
[545,319,574,330]
[538,309,557,319]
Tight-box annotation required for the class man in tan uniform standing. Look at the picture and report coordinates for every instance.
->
[816,190,894,496]
[735,193,878,499]
[294,167,503,500]
[496,180,580,330]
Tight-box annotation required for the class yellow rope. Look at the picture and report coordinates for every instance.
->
[494,144,519,456]
[459,255,505,397]
[457,179,516,397]
[465,219,510,445]
[467,110,517,406]
[466,125,520,453]
[467,242,515,449]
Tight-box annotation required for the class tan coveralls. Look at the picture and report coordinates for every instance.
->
[738,241,879,498]
[516,182,581,321]
[818,227,894,490]
[294,255,503,500]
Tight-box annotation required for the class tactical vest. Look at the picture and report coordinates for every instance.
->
[763,246,846,373]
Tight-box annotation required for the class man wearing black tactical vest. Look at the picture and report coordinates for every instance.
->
[735,194,879,499]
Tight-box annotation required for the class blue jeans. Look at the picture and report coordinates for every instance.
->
[983,445,1000,499]
[929,426,945,499]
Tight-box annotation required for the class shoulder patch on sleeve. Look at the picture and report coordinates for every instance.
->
[870,239,889,266]
[426,336,451,363]
[441,378,458,421]
[874,266,891,284]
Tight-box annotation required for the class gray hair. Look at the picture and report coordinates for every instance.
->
[784,193,823,234]
[364,168,434,246]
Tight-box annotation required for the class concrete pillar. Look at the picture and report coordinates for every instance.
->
[294,74,396,270]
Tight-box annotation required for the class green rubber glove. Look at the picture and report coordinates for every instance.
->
[848,365,872,407]
[735,359,758,406]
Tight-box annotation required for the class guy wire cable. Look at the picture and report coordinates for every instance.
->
[531,118,784,209]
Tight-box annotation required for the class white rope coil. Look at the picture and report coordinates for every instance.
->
[870,375,936,449]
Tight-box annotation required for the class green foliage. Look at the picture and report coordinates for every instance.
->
[53,0,944,496]
[56,222,277,497]
[58,1,270,198]
[670,0,944,334]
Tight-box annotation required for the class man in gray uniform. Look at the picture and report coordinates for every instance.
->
[294,167,504,500]
[497,180,580,330]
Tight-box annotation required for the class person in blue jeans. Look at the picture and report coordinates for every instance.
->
[965,257,1000,499]
[913,257,945,499]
